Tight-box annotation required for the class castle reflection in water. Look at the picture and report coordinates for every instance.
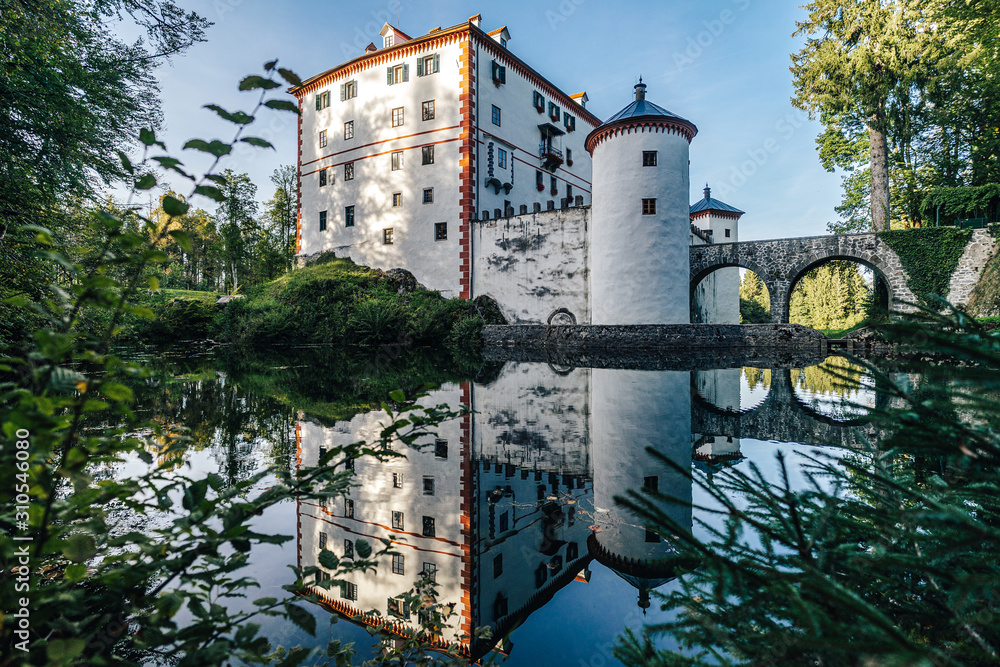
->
[295,364,748,661]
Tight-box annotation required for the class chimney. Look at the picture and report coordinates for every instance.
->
[704,184,711,200]
[634,77,646,101]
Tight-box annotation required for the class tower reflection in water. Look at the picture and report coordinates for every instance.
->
[296,364,733,661]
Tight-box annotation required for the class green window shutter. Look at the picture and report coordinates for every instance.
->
[340,84,346,101]
[433,54,440,72]
[387,67,394,85]
[402,64,409,82]
[315,94,322,111]
[417,57,424,77]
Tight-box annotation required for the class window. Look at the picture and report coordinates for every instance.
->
[422,145,434,165]
[422,516,435,538]
[500,37,507,47]
[493,553,503,578]
[535,563,547,587]
[319,130,327,148]
[392,554,405,575]
[392,192,402,207]
[564,112,576,131]
[536,170,544,190]
[642,198,657,215]
[491,60,506,84]
[492,105,501,126]
[423,476,435,495]
[417,53,440,76]
[392,511,404,530]
[342,582,357,600]
[497,148,507,169]
[725,228,732,238]
[550,175,558,195]
[422,100,435,120]
[319,168,328,187]
[548,102,561,121]
[434,439,448,459]
[341,80,357,100]
[344,539,354,559]
[494,594,508,620]
[567,542,579,560]
[644,476,659,492]
[391,106,404,127]
[344,162,354,180]
[345,205,355,227]
[533,91,545,113]
[566,148,573,165]
[434,222,447,241]
[423,188,434,204]
[387,63,409,85]
[345,498,354,518]
[643,151,658,167]
[422,562,437,583]
[384,34,393,48]
[383,228,394,245]
[391,151,403,170]
[499,511,509,532]
[315,91,330,110]
[319,532,327,549]
[344,120,354,140]
[387,597,407,618]
[392,471,403,487]
[316,570,330,583]
[319,210,327,231]
[566,184,573,200]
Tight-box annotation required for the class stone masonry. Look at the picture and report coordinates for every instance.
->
[946,229,997,306]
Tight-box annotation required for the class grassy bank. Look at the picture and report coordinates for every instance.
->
[120,255,505,356]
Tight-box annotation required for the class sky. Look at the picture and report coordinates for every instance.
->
[141,0,845,241]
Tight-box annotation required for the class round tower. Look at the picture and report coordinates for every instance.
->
[588,368,694,609]
[586,81,698,324]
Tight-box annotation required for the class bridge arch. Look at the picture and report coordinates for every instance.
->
[783,254,893,326]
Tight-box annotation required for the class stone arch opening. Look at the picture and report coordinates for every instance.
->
[790,357,878,424]
[690,264,773,324]
[786,256,891,332]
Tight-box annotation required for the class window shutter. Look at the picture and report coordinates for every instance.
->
[416,57,424,77]
[501,66,506,83]
[387,67,394,85]
[402,64,409,82]
[433,54,440,73]
[315,94,321,111]
[340,83,346,101]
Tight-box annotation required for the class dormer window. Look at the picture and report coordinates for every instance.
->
[500,38,507,47]
[384,35,394,48]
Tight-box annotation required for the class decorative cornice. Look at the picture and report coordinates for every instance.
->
[586,534,699,580]
[586,117,697,154]
[691,209,743,221]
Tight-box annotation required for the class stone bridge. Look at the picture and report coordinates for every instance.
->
[691,368,895,449]
[689,232,918,324]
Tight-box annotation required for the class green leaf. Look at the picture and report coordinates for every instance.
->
[389,390,406,403]
[204,104,255,125]
[139,127,164,148]
[241,137,274,149]
[205,173,228,186]
[169,229,193,253]
[47,638,87,662]
[162,196,190,217]
[194,185,226,202]
[63,534,98,563]
[147,275,159,291]
[355,539,372,559]
[285,603,317,636]
[278,68,303,87]
[231,538,251,552]
[118,150,134,174]
[254,596,279,607]
[64,563,88,583]
[207,472,224,491]
[102,383,134,402]
[318,549,340,570]
[277,646,310,667]
[183,139,232,158]
[239,75,281,91]
[264,59,278,71]
[135,173,156,190]
[264,99,300,114]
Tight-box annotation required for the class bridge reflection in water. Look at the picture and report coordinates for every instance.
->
[295,359,890,662]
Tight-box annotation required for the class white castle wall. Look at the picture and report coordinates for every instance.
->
[590,130,692,324]
[472,207,590,324]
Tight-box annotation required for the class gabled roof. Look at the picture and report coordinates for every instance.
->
[690,185,745,215]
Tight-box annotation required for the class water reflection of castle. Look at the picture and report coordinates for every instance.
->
[296,365,742,661]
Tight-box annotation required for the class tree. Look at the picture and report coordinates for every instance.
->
[258,164,297,280]
[739,271,771,323]
[791,1,939,231]
[216,169,259,292]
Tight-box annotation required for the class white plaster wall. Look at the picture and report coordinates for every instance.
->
[591,129,692,324]
[472,208,590,324]
[473,40,595,219]
[590,369,692,561]
[694,368,741,412]
[296,385,467,639]
[298,40,465,297]
[691,211,740,323]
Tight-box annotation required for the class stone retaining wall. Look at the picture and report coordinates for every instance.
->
[482,323,829,353]
[947,228,997,306]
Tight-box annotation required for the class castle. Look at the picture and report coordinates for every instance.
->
[292,14,745,325]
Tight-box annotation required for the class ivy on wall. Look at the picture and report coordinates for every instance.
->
[919,183,1000,222]
[878,228,973,301]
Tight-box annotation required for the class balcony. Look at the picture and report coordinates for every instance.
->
[539,142,563,171]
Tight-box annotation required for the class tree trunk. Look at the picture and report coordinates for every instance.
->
[869,119,890,231]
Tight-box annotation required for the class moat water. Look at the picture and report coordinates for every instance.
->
[120,345,894,665]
